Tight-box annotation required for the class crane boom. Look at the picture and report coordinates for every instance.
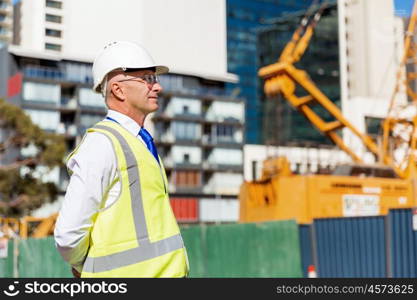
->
[259,4,407,178]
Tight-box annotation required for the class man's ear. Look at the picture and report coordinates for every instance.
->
[110,82,125,101]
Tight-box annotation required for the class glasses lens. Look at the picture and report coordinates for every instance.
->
[144,74,158,84]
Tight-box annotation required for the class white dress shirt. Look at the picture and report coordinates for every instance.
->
[54,110,149,272]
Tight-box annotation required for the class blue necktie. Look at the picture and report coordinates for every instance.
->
[138,128,159,163]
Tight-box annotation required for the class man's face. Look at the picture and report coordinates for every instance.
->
[118,69,162,115]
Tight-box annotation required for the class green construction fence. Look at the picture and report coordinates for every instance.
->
[0,219,302,278]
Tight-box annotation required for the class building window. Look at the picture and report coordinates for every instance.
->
[172,121,200,140]
[23,81,60,103]
[216,124,235,142]
[45,14,62,23]
[174,171,200,187]
[45,43,61,51]
[183,154,190,163]
[79,88,105,108]
[25,109,60,131]
[46,0,62,9]
[45,28,61,38]
[80,114,104,131]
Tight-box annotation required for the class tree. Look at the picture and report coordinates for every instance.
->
[0,99,67,216]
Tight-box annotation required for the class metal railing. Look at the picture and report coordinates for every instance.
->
[23,66,94,85]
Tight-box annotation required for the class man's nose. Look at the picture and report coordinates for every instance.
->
[152,82,163,93]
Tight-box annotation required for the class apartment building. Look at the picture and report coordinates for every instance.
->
[0,0,13,44]
[0,0,243,223]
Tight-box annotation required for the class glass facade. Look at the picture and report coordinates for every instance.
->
[226,0,312,143]
[258,2,340,146]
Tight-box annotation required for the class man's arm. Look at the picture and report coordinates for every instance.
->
[54,132,117,273]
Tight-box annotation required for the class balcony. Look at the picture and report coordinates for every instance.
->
[22,96,77,111]
[23,66,94,85]
[60,97,77,109]
[204,116,243,125]
[202,161,243,172]
[23,66,63,81]
[174,162,202,169]
[163,158,202,170]
[202,185,240,195]
[172,112,203,121]
[161,85,237,101]
[0,33,10,43]
[153,111,203,122]
[169,184,203,194]
[0,3,11,15]
[0,15,11,27]
[156,132,175,144]
[155,133,200,146]
[56,123,77,137]
[201,135,242,148]
[174,137,200,146]
[0,26,10,39]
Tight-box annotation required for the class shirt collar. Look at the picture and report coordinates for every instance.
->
[105,110,141,136]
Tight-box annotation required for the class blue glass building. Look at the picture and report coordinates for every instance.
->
[226,0,312,144]
[258,2,340,146]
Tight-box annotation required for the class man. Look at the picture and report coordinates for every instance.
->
[54,41,189,278]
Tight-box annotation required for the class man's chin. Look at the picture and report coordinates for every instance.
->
[149,104,159,113]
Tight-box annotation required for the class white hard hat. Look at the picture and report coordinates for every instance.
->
[92,41,169,93]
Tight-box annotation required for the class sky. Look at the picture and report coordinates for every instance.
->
[394,0,414,16]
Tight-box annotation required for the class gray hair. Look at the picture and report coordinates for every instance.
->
[101,75,108,98]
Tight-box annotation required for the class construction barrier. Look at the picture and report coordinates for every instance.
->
[0,236,72,278]
[3,211,417,278]
[298,208,417,277]
[314,216,386,277]
[0,219,303,278]
[388,209,417,277]
[298,225,314,278]
[181,220,303,277]
[0,238,14,277]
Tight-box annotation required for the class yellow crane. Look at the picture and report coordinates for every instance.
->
[239,1,417,224]
[0,213,58,239]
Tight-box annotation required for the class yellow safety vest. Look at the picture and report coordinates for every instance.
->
[68,120,188,277]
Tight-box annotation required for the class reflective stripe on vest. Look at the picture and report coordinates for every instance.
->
[82,124,184,273]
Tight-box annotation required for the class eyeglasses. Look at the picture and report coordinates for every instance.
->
[117,74,159,86]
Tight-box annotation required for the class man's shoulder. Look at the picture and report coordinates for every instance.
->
[81,130,113,147]
[70,131,115,165]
